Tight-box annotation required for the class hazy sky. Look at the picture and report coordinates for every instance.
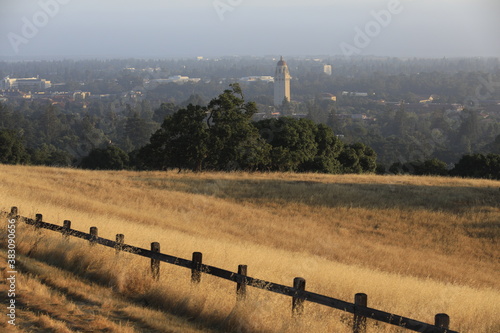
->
[1,0,499,59]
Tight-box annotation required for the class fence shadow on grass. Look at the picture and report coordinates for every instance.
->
[3,206,459,333]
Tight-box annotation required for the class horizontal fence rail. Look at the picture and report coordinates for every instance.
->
[3,207,459,333]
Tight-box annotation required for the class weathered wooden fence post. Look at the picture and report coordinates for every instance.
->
[62,220,71,239]
[353,293,368,333]
[236,265,247,301]
[89,227,98,245]
[435,313,450,329]
[151,242,160,281]
[25,212,43,256]
[115,234,124,254]
[191,252,203,284]
[292,277,306,316]
[35,213,43,229]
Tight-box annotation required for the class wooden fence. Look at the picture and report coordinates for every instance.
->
[4,207,459,333]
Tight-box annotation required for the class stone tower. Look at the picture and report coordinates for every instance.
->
[274,56,291,107]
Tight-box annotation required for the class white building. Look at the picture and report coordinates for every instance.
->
[148,75,201,85]
[73,91,91,100]
[239,76,274,83]
[2,77,52,91]
[274,56,291,107]
[342,91,369,97]
[323,65,332,76]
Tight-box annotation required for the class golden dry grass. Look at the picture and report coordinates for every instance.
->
[0,164,499,332]
[0,247,217,333]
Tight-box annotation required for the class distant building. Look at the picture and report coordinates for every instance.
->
[1,89,32,100]
[341,91,369,97]
[148,75,201,85]
[351,114,367,120]
[419,95,438,104]
[336,113,374,121]
[2,77,52,91]
[319,93,337,102]
[239,76,274,83]
[400,103,464,113]
[274,56,291,107]
[73,91,91,101]
[323,65,332,76]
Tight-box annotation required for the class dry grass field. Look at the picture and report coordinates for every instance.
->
[0,164,499,332]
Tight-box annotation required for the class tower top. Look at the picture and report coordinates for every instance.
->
[277,56,287,67]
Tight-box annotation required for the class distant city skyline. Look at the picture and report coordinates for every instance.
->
[1,0,499,60]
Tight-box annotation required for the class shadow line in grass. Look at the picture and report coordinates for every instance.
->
[142,177,500,213]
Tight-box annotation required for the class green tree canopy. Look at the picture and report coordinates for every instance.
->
[124,112,156,151]
[339,142,377,174]
[414,158,449,176]
[80,146,129,170]
[138,84,271,172]
[0,129,30,164]
[137,85,380,174]
[487,134,500,154]
[205,83,270,170]
[140,104,209,171]
[299,123,344,173]
[153,102,178,123]
[451,153,500,180]
[31,144,73,167]
[255,117,318,172]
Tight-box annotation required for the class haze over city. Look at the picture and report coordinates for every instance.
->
[1,0,499,59]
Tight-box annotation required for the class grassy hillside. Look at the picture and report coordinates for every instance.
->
[0,250,215,333]
[1,165,499,332]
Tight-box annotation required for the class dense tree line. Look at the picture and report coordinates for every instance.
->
[304,98,500,166]
[136,84,376,173]
[2,57,499,168]
[0,100,160,166]
[385,154,500,180]
[0,85,377,174]
[1,75,500,179]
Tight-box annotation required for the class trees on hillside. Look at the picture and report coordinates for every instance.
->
[204,84,270,170]
[389,158,448,176]
[139,104,209,171]
[136,84,377,173]
[414,158,449,176]
[80,146,129,170]
[339,143,377,174]
[451,153,500,180]
[124,112,155,151]
[31,143,73,166]
[255,117,318,172]
[0,129,30,164]
[302,124,344,173]
[4,82,500,181]
[139,84,270,172]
